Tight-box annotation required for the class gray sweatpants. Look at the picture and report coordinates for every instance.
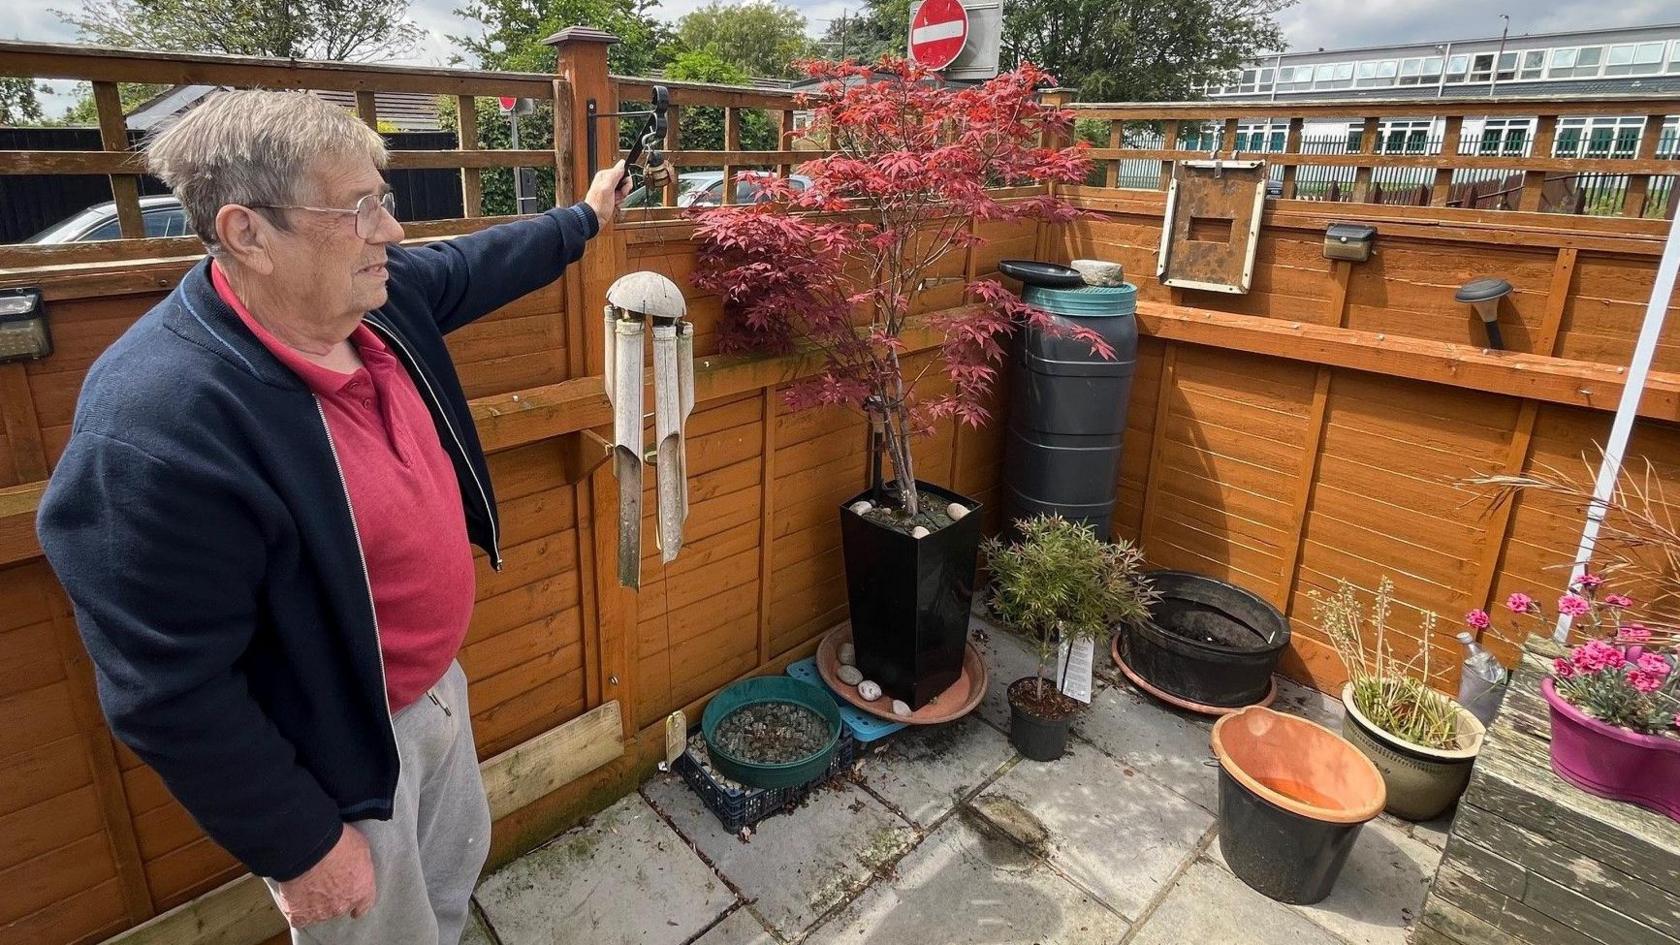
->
[269,660,492,945]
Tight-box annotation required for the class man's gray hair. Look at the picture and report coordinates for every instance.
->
[146,90,388,253]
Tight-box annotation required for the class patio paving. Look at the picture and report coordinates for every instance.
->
[470,623,1447,945]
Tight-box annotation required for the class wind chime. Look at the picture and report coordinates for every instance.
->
[597,86,694,589]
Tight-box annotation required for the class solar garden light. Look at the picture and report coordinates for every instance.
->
[0,287,50,363]
[1455,277,1512,351]
[603,271,693,589]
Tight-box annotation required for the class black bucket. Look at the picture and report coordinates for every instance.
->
[1211,707,1386,904]
[841,481,982,710]
[1002,282,1137,539]
[1122,571,1289,709]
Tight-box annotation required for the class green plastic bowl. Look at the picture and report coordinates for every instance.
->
[701,676,843,789]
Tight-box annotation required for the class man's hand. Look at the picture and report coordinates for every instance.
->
[272,825,376,927]
[585,160,631,225]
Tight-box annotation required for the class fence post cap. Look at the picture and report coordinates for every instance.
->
[543,27,621,47]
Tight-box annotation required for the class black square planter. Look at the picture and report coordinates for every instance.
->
[839,481,983,710]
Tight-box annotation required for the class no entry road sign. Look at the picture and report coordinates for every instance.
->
[909,0,969,71]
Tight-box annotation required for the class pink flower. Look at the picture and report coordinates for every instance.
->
[1628,669,1664,694]
[1553,657,1576,679]
[1557,593,1592,617]
[1619,624,1652,643]
[1636,652,1672,679]
[1605,593,1634,609]
[1575,573,1605,590]
[1506,593,1535,614]
[1465,609,1491,630]
[1572,639,1626,673]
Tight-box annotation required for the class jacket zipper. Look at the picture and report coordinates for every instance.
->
[362,315,503,571]
[315,398,402,785]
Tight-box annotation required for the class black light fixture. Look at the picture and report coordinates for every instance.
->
[0,287,50,363]
[1455,277,1512,350]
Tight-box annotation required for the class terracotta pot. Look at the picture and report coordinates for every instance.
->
[1211,706,1385,904]
[1543,677,1680,823]
[1340,683,1485,821]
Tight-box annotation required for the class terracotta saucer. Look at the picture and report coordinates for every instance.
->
[816,623,988,725]
[1111,633,1276,717]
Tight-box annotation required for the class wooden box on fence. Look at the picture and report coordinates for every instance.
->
[1415,636,1680,945]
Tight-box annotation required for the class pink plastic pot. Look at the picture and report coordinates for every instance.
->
[1542,677,1680,822]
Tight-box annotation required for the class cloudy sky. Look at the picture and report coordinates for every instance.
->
[4,0,1676,112]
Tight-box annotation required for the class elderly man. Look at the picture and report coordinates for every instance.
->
[37,90,627,944]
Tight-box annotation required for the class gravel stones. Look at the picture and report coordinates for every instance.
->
[837,665,864,686]
[838,643,856,666]
[858,681,882,702]
[892,700,912,717]
[713,702,830,764]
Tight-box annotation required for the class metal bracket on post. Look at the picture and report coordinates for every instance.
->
[585,87,670,191]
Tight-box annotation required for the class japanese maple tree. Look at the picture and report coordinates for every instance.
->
[690,57,1105,517]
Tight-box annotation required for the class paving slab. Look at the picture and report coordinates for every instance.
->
[969,622,1043,733]
[476,794,733,945]
[974,738,1213,921]
[461,906,496,945]
[802,817,1130,945]
[855,714,1015,827]
[1128,860,1346,945]
[1208,813,1442,945]
[1406,810,1454,851]
[691,907,779,945]
[1272,676,1345,730]
[642,771,917,939]
[1071,682,1219,812]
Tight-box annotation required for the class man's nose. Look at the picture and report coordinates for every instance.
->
[369,203,404,245]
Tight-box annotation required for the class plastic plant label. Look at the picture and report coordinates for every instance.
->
[1057,637,1094,704]
[662,709,687,770]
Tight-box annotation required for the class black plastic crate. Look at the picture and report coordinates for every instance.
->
[674,731,858,833]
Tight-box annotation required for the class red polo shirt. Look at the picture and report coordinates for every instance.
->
[212,262,476,712]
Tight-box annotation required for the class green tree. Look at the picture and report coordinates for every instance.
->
[1,77,47,125]
[675,0,816,79]
[53,0,425,61]
[663,50,775,151]
[1001,0,1292,101]
[451,0,676,75]
[817,0,908,63]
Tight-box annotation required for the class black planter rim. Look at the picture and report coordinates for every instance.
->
[1138,569,1291,659]
[839,480,981,529]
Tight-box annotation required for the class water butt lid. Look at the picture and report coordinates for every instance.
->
[1454,277,1512,304]
[1022,282,1137,317]
[999,259,1086,289]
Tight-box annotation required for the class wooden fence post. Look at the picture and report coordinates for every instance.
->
[546,27,638,737]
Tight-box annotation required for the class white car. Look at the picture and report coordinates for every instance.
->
[27,195,193,243]
[623,171,812,210]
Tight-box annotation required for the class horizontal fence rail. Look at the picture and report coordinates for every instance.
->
[1072,96,1680,219]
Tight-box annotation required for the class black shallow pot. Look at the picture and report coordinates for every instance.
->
[1122,571,1289,709]
[1010,692,1071,761]
[841,481,982,710]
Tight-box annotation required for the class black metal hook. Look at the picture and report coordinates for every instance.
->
[586,85,669,185]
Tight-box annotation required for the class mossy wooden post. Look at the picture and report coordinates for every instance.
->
[1416,637,1680,945]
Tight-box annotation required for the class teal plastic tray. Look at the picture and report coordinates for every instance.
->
[787,657,908,743]
[701,676,842,789]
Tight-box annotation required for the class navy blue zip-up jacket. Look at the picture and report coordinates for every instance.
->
[37,203,599,881]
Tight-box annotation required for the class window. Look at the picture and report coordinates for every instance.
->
[1573,46,1604,77]
[1549,47,1578,76]
[1520,50,1545,80]
[1314,64,1334,84]
[1398,58,1423,84]
[1379,119,1432,154]
[1669,41,1680,73]
[1496,51,1519,81]
[1478,118,1532,157]
[1603,42,1665,76]
[1470,53,1495,83]
[1554,117,1644,159]
[1445,54,1470,82]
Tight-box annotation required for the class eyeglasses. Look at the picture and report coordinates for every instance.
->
[251,192,397,239]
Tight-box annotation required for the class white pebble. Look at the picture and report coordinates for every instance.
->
[892,699,912,717]
[857,681,882,701]
[947,502,969,520]
[838,643,856,666]
[850,501,873,515]
[837,664,863,686]
[911,526,930,538]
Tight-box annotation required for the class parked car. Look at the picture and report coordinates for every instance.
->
[623,171,812,210]
[26,195,193,243]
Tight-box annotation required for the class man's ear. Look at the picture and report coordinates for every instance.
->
[214,205,276,276]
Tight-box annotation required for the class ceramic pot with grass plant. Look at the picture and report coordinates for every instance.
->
[1314,578,1484,821]
[983,515,1155,761]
